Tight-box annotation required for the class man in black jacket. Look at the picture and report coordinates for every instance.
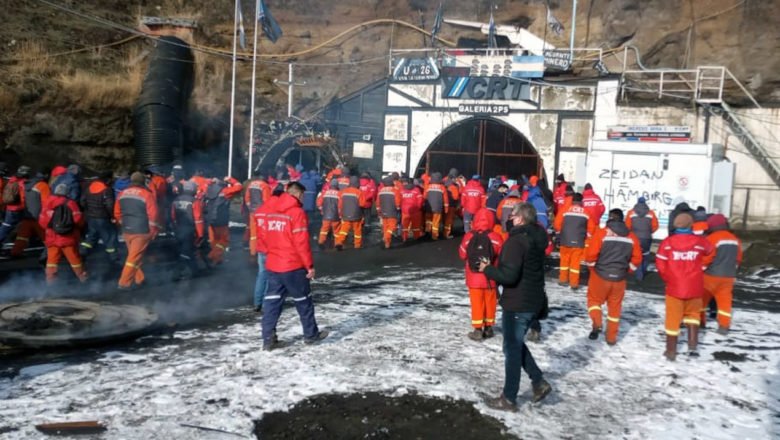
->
[479,202,552,410]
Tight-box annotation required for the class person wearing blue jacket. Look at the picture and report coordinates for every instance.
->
[52,164,82,201]
[526,184,549,229]
[113,172,131,199]
[299,170,320,214]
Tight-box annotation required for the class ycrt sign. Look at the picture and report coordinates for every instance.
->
[442,76,531,100]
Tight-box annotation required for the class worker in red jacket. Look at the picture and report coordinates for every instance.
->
[376,176,401,249]
[582,183,605,225]
[700,214,742,334]
[459,208,503,341]
[460,175,487,233]
[400,178,423,242]
[39,184,87,285]
[552,174,567,214]
[655,213,714,360]
[146,166,168,233]
[251,192,278,312]
[584,209,642,345]
[203,176,243,265]
[115,172,159,290]
[554,193,596,290]
[11,169,50,257]
[359,173,377,228]
[259,182,327,350]
[245,172,273,256]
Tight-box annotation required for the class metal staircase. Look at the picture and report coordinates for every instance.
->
[719,102,780,188]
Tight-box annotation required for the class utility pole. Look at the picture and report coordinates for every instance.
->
[274,63,307,118]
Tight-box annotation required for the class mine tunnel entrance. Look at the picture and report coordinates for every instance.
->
[417,117,542,179]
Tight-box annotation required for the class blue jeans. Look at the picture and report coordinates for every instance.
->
[502,310,544,404]
[80,217,119,261]
[0,210,24,244]
[463,211,475,233]
[635,238,652,281]
[261,268,319,345]
[254,252,268,307]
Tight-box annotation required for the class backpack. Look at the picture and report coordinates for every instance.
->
[466,230,494,272]
[2,181,21,205]
[49,202,75,235]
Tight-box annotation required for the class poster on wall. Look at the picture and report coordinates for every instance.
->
[392,57,440,82]
[384,114,408,141]
[352,141,374,159]
[382,145,407,173]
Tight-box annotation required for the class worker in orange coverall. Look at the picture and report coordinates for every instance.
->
[335,176,365,250]
[554,193,596,290]
[584,209,642,345]
[376,176,401,249]
[114,172,159,289]
[700,214,742,334]
[203,176,243,265]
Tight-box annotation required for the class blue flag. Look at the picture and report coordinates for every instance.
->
[430,2,443,46]
[237,0,246,49]
[258,0,282,43]
[488,9,497,48]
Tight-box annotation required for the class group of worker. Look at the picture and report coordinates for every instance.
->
[0,161,245,289]
[457,171,742,363]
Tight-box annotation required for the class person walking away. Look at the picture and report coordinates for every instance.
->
[584,209,642,344]
[259,182,327,350]
[479,203,552,409]
[400,178,423,242]
[316,177,341,249]
[626,197,658,281]
[38,184,88,285]
[423,172,449,240]
[496,189,524,239]
[359,172,377,230]
[336,167,351,190]
[335,176,365,250]
[554,193,596,290]
[552,174,567,215]
[245,172,273,255]
[443,176,460,239]
[79,171,118,264]
[459,208,503,340]
[113,172,130,199]
[0,166,31,250]
[301,170,321,217]
[114,172,159,290]
[461,175,486,233]
[655,213,713,360]
[203,176,243,265]
[167,163,186,196]
[145,166,168,233]
[10,169,49,257]
[377,176,401,249]
[485,183,508,225]
[251,191,278,312]
[700,214,742,334]
[171,181,204,280]
[526,177,549,229]
[52,164,81,201]
[582,183,605,226]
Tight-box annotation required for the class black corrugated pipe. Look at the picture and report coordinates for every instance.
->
[133,36,194,169]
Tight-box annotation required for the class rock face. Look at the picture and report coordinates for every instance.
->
[0,0,777,172]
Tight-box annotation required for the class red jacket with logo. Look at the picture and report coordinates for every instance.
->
[582,188,605,224]
[359,178,377,208]
[38,195,84,247]
[260,192,313,273]
[656,232,714,299]
[460,180,486,214]
[458,209,503,288]
[400,185,423,215]
[251,196,277,255]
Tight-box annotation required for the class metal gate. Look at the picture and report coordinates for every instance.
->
[421,118,542,179]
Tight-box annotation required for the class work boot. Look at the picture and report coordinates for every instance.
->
[557,280,569,287]
[254,305,263,314]
[484,393,517,412]
[304,330,329,345]
[527,329,541,342]
[335,244,343,251]
[686,325,699,356]
[716,326,729,335]
[571,285,581,292]
[468,328,484,341]
[532,379,552,403]
[664,335,678,361]
[588,327,602,340]
[483,326,495,339]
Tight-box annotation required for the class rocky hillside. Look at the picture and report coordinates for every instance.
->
[1,0,778,172]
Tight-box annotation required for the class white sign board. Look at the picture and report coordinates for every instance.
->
[382,145,407,174]
[352,141,374,159]
[384,114,408,141]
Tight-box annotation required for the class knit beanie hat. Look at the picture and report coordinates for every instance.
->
[673,213,694,230]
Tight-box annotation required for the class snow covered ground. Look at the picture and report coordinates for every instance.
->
[1,265,778,439]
